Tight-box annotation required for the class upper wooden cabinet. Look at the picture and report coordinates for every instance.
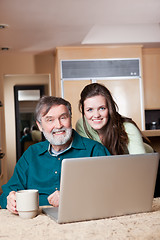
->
[97,78,143,130]
[142,48,160,110]
[55,45,153,130]
[55,45,143,96]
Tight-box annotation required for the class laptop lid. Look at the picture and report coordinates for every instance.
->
[43,152,159,224]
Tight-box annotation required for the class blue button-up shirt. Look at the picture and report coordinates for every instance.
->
[0,130,110,208]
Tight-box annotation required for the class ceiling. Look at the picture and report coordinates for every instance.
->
[0,0,160,54]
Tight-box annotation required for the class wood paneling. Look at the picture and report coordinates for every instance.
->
[98,79,143,129]
[55,45,144,129]
[55,45,143,97]
[142,48,160,109]
[63,80,91,128]
[56,45,143,59]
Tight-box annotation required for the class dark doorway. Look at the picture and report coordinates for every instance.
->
[14,85,45,161]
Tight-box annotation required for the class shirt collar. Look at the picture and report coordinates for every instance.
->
[38,140,50,155]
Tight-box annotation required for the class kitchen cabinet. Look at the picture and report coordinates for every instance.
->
[98,79,144,130]
[142,48,160,110]
[63,80,91,127]
[55,45,144,129]
[55,45,160,154]
[55,45,143,97]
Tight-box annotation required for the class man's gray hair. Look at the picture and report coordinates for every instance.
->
[35,96,72,123]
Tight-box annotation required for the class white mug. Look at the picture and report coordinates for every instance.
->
[16,189,39,219]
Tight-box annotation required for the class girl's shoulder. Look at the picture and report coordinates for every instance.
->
[123,121,139,132]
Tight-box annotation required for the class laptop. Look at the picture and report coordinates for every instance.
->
[42,152,159,224]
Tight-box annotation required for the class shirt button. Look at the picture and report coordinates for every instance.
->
[58,157,60,160]
[55,187,58,190]
[55,171,57,174]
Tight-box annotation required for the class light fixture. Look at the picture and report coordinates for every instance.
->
[1,47,9,51]
[0,24,9,29]
[0,24,10,51]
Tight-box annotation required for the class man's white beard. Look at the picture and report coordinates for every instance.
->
[43,127,72,146]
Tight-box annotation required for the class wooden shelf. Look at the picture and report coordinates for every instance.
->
[142,130,160,137]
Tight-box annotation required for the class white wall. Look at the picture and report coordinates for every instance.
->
[82,24,160,45]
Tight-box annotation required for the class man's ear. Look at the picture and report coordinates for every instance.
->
[36,120,42,132]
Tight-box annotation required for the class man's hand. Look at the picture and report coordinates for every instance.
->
[48,190,60,207]
[7,191,18,214]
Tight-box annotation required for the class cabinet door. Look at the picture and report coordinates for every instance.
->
[63,80,91,128]
[143,48,160,109]
[98,79,144,130]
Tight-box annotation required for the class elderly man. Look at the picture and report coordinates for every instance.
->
[0,96,110,214]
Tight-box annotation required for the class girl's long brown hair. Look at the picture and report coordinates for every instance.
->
[79,83,149,155]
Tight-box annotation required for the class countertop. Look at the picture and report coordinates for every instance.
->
[142,130,160,137]
[1,198,160,240]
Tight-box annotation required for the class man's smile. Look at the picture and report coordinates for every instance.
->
[52,130,66,135]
